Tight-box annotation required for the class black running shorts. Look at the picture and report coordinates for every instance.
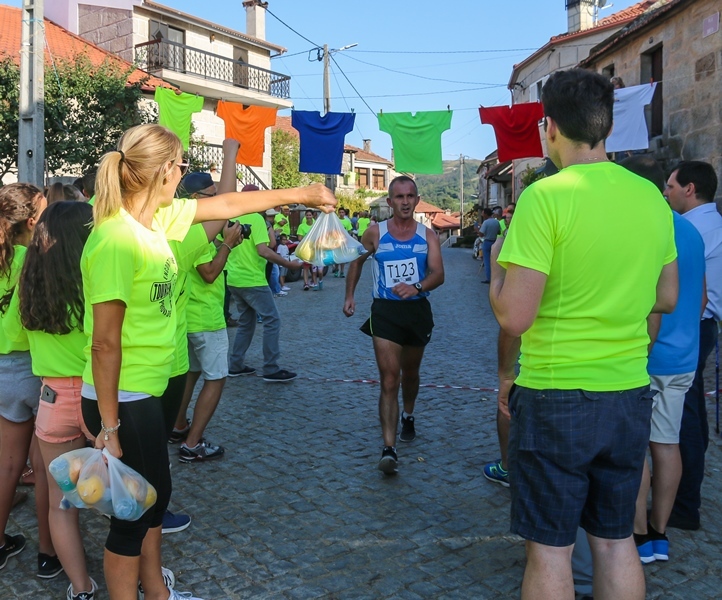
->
[360,298,434,347]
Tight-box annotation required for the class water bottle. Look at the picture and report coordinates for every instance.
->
[322,250,335,266]
[49,457,76,492]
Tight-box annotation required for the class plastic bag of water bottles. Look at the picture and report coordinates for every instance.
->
[49,448,157,521]
[294,212,366,267]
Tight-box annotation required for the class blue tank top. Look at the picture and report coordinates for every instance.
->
[372,220,429,300]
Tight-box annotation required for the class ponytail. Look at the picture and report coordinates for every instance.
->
[93,150,124,225]
[0,183,44,278]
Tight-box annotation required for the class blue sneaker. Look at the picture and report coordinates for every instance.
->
[161,511,191,534]
[651,533,669,561]
[483,460,509,488]
[634,533,655,564]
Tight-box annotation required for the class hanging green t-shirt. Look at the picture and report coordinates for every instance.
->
[357,217,371,237]
[186,243,226,334]
[274,212,291,236]
[296,219,314,238]
[4,289,86,377]
[226,213,270,288]
[154,87,204,151]
[168,223,210,377]
[497,162,676,392]
[81,200,196,397]
[378,111,453,174]
[0,246,28,354]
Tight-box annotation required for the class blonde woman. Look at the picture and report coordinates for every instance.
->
[81,124,335,600]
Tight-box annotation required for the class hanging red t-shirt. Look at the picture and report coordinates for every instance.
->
[216,101,278,166]
[479,103,544,162]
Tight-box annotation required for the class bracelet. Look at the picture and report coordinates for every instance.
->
[220,242,233,252]
[100,419,121,441]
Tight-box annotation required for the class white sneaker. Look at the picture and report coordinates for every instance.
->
[281,286,290,291]
[169,589,204,600]
[67,577,98,600]
[138,567,175,599]
[274,291,288,297]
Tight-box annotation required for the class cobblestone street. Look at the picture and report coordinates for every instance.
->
[4,247,722,599]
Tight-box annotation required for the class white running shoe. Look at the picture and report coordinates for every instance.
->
[138,567,175,599]
[169,589,204,600]
[281,286,290,291]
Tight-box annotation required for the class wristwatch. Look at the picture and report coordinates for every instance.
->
[414,282,423,293]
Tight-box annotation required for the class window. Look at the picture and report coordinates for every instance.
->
[149,20,185,72]
[355,167,369,189]
[602,64,615,78]
[233,47,249,88]
[641,45,663,137]
[372,169,386,190]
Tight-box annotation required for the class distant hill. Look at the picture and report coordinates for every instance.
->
[415,159,481,211]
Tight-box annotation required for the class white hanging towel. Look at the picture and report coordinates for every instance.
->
[606,83,657,153]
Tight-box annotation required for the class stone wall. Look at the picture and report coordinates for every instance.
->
[78,6,134,62]
[585,0,722,201]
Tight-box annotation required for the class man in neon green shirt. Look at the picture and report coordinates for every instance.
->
[333,207,353,278]
[273,205,291,237]
[490,69,678,600]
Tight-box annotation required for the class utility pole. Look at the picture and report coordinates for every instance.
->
[459,154,465,237]
[322,44,331,116]
[18,0,45,187]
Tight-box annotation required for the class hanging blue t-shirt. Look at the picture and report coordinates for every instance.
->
[291,111,356,175]
[648,212,705,375]
[372,220,429,301]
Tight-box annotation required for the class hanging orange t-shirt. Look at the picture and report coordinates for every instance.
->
[216,101,278,166]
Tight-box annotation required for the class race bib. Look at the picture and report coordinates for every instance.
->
[383,258,419,285]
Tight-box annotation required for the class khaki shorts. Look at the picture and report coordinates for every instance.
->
[188,329,229,380]
[649,372,695,444]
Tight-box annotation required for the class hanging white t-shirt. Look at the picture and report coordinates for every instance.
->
[606,83,657,153]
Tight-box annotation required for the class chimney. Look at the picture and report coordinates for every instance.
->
[243,0,267,40]
[363,139,371,153]
[566,0,595,33]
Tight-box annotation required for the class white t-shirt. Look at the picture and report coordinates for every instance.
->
[276,244,290,259]
[606,83,657,153]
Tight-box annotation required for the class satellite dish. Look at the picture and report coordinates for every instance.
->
[598,0,607,7]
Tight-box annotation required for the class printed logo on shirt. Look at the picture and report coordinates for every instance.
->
[150,257,177,318]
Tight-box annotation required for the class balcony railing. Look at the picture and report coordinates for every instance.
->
[187,143,269,190]
[135,39,291,100]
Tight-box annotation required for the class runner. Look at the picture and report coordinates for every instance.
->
[80,123,335,600]
[343,176,445,475]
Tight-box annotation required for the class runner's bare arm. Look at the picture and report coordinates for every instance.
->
[497,330,520,419]
[343,225,377,317]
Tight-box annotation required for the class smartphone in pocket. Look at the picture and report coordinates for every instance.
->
[41,385,58,404]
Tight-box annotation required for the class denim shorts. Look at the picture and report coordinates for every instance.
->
[0,351,40,423]
[508,384,654,546]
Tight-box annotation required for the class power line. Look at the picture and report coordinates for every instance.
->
[266,8,320,47]
[272,47,317,59]
[347,48,539,54]
[278,56,319,112]
[338,53,506,86]
[329,54,376,116]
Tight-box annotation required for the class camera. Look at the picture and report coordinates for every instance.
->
[227,221,252,238]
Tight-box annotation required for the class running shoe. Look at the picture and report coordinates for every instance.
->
[263,369,297,383]
[37,552,64,578]
[179,439,225,463]
[274,291,288,297]
[303,284,310,290]
[228,366,256,377]
[649,527,669,561]
[169,588,204,600]
[483,460,510,488]
[162,511,191,534]
[317,281,323,290]
[399,415,415,442]
[634,532,655,564]
[378,446,398,475]
[138,567,175,599]
[281,286,291,291]
[67,577,98,600]
[168,419,190,444]
[0,534,25,570]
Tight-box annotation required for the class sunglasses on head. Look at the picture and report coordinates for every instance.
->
[177,161,190,177]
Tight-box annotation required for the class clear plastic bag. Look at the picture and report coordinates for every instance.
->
[49,448,157,520]
[294,212,365,267]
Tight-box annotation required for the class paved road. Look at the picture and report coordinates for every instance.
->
[4,248,722,599]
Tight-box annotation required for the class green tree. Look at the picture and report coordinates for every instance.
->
[0,53,156,181]
[271,129,323,189]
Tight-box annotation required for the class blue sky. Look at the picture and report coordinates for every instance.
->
[15,0,643,161]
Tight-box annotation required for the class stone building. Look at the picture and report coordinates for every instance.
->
[506,0,658,199]
[579,0,722,201]
[47,0,294,188]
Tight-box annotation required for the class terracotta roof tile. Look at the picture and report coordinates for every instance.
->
[0,5,172,93]
[431,213,460,229]
[415,200,444,214]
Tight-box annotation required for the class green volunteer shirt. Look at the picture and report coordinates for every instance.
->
[186,243,226,334]
[154,87,204,151]
[226,213,270,288]
[4,289,86,377]
[274,212,291,236]
[340,216,353,232]
[168,223,210,377]
[81,200,196,397]
[498,162,676,391]
[499,219,507,236]
[297,219,314,238]
[0,246,28,354]
[357,217,371,237]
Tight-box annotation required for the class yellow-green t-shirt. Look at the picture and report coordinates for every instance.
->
[297,219,315,238]
[168,223,210,377]
[81,200,196,397]
[357,217,371,237]
[226,213,270,288]
[497,162,676,391]
[340,217,353,232]
[499,218,507,236]
[0,246,28,354]
[274,212,290,236]
[4,289,86,377]
[187,243,226,334]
